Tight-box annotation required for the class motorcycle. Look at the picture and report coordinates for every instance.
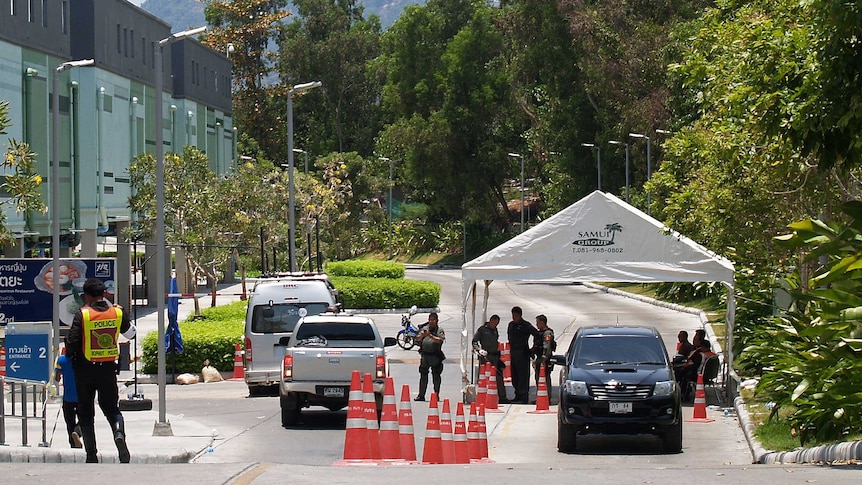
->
[396,305,420,350]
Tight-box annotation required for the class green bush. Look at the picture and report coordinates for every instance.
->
[141,301,246,374]
[331,276,439,309]
[327,260,405,279]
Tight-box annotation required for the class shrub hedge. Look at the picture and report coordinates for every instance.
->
[330,276,440,309]
[141,301,246,374]
[326,260,405,279]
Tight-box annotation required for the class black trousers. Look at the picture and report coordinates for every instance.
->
[510,348,531,401]
[62,400,80,446]
[74,362,122,429]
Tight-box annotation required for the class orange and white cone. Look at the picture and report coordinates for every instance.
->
[477,404,492,462]
[398,384,418,462]
[485,362,501,412]
[379,377,403,462]
[476,367,488,408]
[501,342,512,382]
[453,401,470,464]
[230,342,245,381]
[440,398,455,464]
[467,402,481,461]
[363,373,382,459]
[528,363,554,414]
[421,393,444,464]
[333,370,370,464]
[686,373,714,423]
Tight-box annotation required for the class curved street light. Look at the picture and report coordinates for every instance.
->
[608,140,629,203]
[629,132,651,215]
[287,81,322,272]
[580,143,601,191]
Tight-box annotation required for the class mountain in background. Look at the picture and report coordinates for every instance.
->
[139,0,421,32]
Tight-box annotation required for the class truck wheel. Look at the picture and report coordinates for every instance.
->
[557,418,577,453]
[280,394,301,427]
[663,420,683,453]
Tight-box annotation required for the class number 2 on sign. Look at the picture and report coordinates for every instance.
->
[39,347,47,358]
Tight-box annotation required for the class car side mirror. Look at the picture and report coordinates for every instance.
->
[383,337,397,347]
[550,354,566,366]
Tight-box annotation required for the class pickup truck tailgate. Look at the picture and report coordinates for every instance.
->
[290,349,379,381]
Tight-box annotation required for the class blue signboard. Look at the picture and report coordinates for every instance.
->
[0,258,116,326]
[4,333,51,382]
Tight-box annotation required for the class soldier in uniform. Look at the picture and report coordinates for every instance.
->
[415,312,446,401]
[472,314,508,403]
[507,306,538,404]
[531,314,555,400]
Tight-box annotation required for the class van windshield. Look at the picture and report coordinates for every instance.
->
[251,302,331,334]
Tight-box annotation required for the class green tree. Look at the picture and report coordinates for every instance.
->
[278,0,383,157]
[0,100,46,242]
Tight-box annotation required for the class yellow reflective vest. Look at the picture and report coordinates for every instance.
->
[81,306,123,362]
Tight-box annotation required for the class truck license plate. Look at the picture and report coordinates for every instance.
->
[323,387,345,398]
[609,402,632,414]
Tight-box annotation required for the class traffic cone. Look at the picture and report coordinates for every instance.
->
[477,404,491,461]
[379,377,403,461]
[421,393,444,464]
[501,342,512,382]
[453,402,470,464]
[485,362,501,412]
[686,373,715,423]
[440,398,455,464]
[0,346,6,377]
[398,384,418,462]
[363,373,382,459]
[333,370,370,464]
[467,402,481,461]
[476,367,487,408]
[229,342,244,381]
[528,363,554,414]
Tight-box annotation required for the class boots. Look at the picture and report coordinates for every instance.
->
[80,426,98,463]
[112,414,131,463]
[70,425,83,449]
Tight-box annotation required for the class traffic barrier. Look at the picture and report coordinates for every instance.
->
[501,342,511,382]
[686,373,714,423]
[229,343,245,381]
[440,398,455,464]
[398,384,418,462]
[453,401,470,464]
[0,346,6,377]
[476,404,490,461]
[363,373,382,459]
[379,377,403,461]
[334,370,371,464]
[485,362,501,412]
[467,402,481,461]
[528,363,553,414]
[421,393,444,464]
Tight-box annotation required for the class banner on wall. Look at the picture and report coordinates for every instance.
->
[0,258,116,326]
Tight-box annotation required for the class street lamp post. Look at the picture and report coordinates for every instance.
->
[629,132,651,214]
[507,153,525,233]
[287,81,322,273]
[379,157,393,259]
[155,26,206,434]
[581,143,601,190]
[608,140,630,203]
[52,59,93,371]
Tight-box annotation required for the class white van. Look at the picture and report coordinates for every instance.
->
[243,274,339,395]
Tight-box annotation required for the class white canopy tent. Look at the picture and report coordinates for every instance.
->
[459,191,736,387]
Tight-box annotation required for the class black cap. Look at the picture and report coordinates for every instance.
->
[83,278,106,297]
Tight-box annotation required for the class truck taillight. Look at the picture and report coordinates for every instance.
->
[376,355,386,378]
[244,337,252,362]
[283,354,293,379]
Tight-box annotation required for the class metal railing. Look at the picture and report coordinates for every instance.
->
[1,376,50,447]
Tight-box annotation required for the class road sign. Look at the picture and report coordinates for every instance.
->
[4,332,51,382]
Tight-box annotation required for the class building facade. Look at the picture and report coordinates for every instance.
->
[1,0,233,258]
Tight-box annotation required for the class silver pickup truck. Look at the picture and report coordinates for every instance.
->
[279,312,397,426]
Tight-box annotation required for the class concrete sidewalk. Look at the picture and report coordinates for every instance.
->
[1,281,249,463]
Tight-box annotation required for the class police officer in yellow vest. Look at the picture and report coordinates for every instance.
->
[66,278,136,463]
